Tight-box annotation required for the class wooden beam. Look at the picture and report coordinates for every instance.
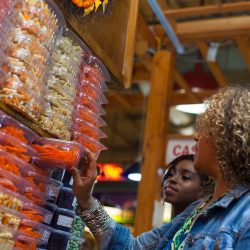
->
[134,51,175,235]
[133,63,150,81]
[164,2,250,19]
[196,40,227,87]
[106,90,217,111]
[234,36,250,75]
[171,90,216,105]
[137,13,157,50]
[123,0,140,88]
[152,16,250,41]
[174,71,200,103]
[109,91,134,110]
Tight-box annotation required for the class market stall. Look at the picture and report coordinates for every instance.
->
[0,0,140,248]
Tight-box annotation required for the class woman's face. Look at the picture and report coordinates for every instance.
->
[162,160,203,206]
[193,133,218,178]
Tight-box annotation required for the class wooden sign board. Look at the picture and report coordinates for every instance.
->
[55,0,139,88]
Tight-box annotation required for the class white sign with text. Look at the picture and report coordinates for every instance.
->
[166,139,196,164]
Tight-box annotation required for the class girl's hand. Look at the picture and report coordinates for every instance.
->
[70,151,97,210]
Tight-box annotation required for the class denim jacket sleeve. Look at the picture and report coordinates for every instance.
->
[99,218,174,250]
[235,222,250,249]
[99,200,201,250]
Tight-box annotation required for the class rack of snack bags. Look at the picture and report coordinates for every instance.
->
[0,0,110,249]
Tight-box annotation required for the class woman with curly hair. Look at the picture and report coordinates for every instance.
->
[71,86,250,249]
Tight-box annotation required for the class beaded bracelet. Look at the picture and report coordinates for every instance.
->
[78,199,112,239]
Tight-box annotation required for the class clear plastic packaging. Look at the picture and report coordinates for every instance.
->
[77,79,103,101]
[0,167,36,193]
[74,92,106,115]
[72,119,107,140]
[0,114,38,144]
[51,208,75,232]
[31,138,85,169]
[79,64,109,91]
[85,56,110,82]
[0,186,29,211]
[73,105,107,128]
[72,132,107,159]
[56,27,90,63]
[23,186,47,206]
[14,233,45,250]
[43,27,85,116]
[22,203,53,225]
[56,187,76,210]
[12,0,65,49]
[0,131,38,162]
[48,229,84,250]
[0,150,29,177]
[0,150,54,184]
[19,219,52,243]
[12,28,50,63]
[0,50,45,121]
[0,224,15,250]
[0,168,46,205]
[38,108,71,140]
[0,205,27,230]
[45,95,73,118]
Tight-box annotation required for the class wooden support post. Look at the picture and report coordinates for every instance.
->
[134,51,174,235]
[123,0,140,88]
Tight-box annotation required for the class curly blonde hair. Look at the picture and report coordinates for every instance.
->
[196,86,250,186]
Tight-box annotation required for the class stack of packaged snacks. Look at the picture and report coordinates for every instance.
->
[39,27,90,140]
[72,56,110,159]
[0,112,87,249]
[0,0,65,121]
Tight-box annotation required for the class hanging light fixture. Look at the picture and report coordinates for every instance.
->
[175,104,206,114]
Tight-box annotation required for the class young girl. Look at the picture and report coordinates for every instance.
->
[162,154,214,218]
[71,86,250,249]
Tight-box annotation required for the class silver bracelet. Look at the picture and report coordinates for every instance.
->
[79,199,112,239]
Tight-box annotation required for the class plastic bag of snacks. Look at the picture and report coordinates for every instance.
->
[31,137,86,169]
[0,131,38,162]
[0,114,37,144]
[0,0,66,121]
[39,27,90,140]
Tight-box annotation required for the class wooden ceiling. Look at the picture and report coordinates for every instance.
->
[100,0,250,163]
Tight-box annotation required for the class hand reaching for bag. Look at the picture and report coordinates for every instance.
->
[70,151,97,210]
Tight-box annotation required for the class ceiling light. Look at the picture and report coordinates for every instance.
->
[128,173,141,182]
[175,104,206,114]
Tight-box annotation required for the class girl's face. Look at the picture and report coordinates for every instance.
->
[162,160,203,207]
